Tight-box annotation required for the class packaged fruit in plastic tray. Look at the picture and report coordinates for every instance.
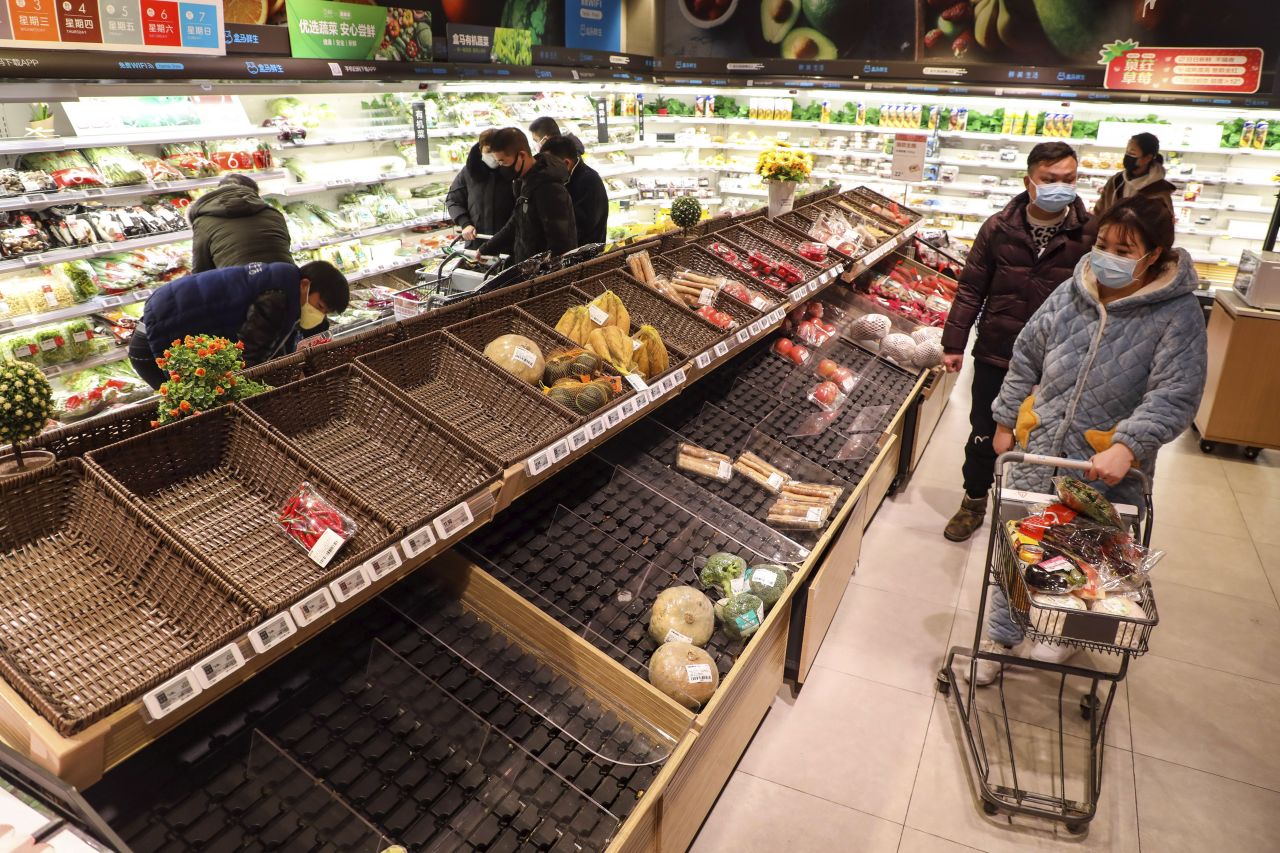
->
[814,356,862,394]
[793,316,835,348]
[797,241,829,262]
[18,151,106,189]
[695,304,734,330]
[866,258,956,328]
[807,379,845,412]
[720,279,775,311]
[771,336,811,367]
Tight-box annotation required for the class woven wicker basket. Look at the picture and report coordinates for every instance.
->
[356,332,581,466]
[86,407,397,613]
[571,270,708,360]
[239,365,501,530]
[397,298,476,342]
[741,216,851,267]
[701,226,825,282]
[23,401,155,460]
[305,324,407,374]
[651,247,768,328]
[446,306,584,368]
[239,350,310,387]
[0,459,258,735]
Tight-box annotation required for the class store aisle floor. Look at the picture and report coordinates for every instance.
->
[691,361,1280,853]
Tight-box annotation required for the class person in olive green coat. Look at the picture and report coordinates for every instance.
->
[188,173,293,273]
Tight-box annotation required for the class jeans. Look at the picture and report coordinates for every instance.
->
[127,329,166,390]
[962,360,1008,499]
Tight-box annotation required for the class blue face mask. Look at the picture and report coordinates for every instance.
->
[1031,180,1076,213]
[1089,248,1148,289]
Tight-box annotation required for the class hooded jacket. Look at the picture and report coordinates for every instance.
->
[479,153,577,263]
[445,143,516,242]
[992,248,1207,506]
[942,192,1094,369]
[140,262,304,368]
[567,159,609,246]
[188,184,293,273]
[1091,161,1177,222]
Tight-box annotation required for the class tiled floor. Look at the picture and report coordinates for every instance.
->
[692,360,1280,852]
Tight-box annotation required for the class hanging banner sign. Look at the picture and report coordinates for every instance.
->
[0,0,224,54]
[1104,46,1264,94]
[286,0,430,61]
[890,134,927,182]
[565,0,620,52]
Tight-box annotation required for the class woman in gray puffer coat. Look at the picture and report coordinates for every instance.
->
[971,196,1207,678]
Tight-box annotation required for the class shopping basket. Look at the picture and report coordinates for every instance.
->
[938,452,1158,834]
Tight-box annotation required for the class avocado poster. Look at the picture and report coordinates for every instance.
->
[662,0,1278,68]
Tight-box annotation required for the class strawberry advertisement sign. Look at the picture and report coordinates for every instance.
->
[1103,43,1263,94]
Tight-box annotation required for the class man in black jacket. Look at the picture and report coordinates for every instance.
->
[188,174,293,272]
[445,128,515,248]
[940,141,1094,543]
[542,135,609,247]
[479,127,577,264]
[530,116,585,156]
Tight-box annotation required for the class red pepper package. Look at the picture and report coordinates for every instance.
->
[1018,503,1078,540]
[278,482,358,567]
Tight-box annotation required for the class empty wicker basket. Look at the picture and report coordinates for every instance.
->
[86,407,397,613]
[0,459,258,735]
[239,365,502,530]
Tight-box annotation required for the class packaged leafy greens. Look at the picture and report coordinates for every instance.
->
[19,150,106,189]
[82,147,148,187]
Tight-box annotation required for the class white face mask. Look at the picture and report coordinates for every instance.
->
[481,152,499,169]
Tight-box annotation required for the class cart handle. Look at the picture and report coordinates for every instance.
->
[995,451,1154,544]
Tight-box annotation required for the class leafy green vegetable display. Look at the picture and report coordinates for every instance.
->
[82,147,148,187]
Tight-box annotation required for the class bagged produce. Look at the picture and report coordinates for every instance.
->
[716,591,765,639]
[19,151,105,189]
[746,564,790,611]
[483,334,544,383]
[82,147,148,187]
[277,482,358,567]
[160,142,219,178]
[1054,476,1123,528]
[648,642,718,709]
[648,586,715,646]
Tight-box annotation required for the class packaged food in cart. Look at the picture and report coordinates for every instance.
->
[277,482,359,568]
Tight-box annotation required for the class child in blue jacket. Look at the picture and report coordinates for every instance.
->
[969,196,1207,683]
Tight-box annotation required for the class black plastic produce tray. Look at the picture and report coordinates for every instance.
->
[463,455,760,679]
[87,578,663,853]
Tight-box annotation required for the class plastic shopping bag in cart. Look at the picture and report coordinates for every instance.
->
[1038,519,1164,595]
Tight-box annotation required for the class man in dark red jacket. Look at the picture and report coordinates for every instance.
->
[941,141,1094,541]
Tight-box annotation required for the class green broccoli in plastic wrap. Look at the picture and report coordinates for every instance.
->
[699,552,746,597]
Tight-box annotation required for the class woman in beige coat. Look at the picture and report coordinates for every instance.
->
[1093,132,1176,219]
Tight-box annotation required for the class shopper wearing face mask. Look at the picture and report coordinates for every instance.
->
[960,196,1206,682]
[941,141,1095,543]
[1091,132,1176,220]
[128,260,349,389]
[478,127,577,264]
[445,128,516,249]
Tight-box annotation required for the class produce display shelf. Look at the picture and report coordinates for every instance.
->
[0,127,275,157]
[346,249,441,284]
[0,286,155,335]
[0,229,191,275]
[278,124,476,149]
[0,170,289,213]
[290,216,446,253]
[0,189,923,799]
[264,166,457,197]
[41,345,129,379]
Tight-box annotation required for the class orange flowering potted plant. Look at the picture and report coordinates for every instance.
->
[152,335,268,427]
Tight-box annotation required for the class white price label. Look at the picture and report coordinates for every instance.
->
[751,567,778,588]
[330,564,372,602]
[717,459,732,480]
[736,328,751,345]
[525,450,552,477]
[134,288,153,299]
[659,375,675,393]
[605,406,624,428]
[750,296,772,310]
[550,439,571,463]
[698,287,716,306]
[648,382,665,401]
[749,320,763,335]
[512,346,538,369]
[143,671,201,721]
[191,643,245,690]
[588,304,609,325]
[72,330,92,343]
[325,179,351,189]
[673,368,687,385]
[569,427,590,451]
[664,628,693,644]
[806,506,825,522]
[713,341,730,358]
[434,501,476,540]
[790,288,806,304]
[634,389,650,409]
[730,576,748,595]
[38,338,59,352]
[626,373,648,392]
[365,546,403,580]
[102,296,122,307]
[685,664,714,684]
[307,528,347,568]
[248,611,297,655]
[587,417,607,439]
[290,587,336,627]
[766,472,785,491]
[620,399,636,418]
[695,351,712,369]
[43,290,59,307]
[772,308,787,323]
[401,522,438,558]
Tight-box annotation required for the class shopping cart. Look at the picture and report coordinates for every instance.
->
[937,452,1159,834]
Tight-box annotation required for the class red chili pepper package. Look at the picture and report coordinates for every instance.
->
[1018,503,1078,540]
[797,241,829,262]
[278,482,358,568]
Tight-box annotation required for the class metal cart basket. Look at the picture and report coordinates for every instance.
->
[938,453,1158,834]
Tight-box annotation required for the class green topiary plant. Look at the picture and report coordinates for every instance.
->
[0,359,53,470]
[670,195,703,238]
[152,334,268,427]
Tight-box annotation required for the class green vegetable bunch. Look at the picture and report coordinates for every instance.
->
[152,334,267,427]
[0,360,52,465]
[492,27,533,66]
